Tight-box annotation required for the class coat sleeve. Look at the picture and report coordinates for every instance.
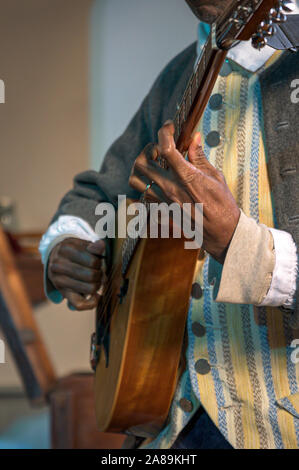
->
[49,43,197,232]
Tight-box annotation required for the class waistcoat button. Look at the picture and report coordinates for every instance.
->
[205,131,221,148]
[209,93,223,110]
[179,398,193,413]
[192,322,206,337]
[195,359,211,375]
[191,282,203,299]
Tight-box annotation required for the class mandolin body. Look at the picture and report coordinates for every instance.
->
[94,200,199,433]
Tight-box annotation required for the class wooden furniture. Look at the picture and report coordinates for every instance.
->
[0,226,125,448]
[51,374,125,449]
[0,228,56,403]
[11,231,47,306]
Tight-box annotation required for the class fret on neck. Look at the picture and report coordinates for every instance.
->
[121,32,223,276]
[174,33,213,144]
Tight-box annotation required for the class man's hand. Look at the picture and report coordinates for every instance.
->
[48,238,105,310]
[129,121,240,263]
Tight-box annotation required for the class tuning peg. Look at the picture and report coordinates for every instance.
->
[280,0,296,12]
[274,12,287,22]
[228,10,245,28]
[269,6,287,23]
[258,20,275,37]
[252,33,267,50]
[237,5,253,13]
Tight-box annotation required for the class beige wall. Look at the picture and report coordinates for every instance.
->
[0,302,96,387]
[0,0,95,388]
[0,1,198,390]
[0,0,92,231]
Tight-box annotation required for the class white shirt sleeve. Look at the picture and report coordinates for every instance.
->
[39,215,99,303]
[259,228,298,308]
[40,217,298,309]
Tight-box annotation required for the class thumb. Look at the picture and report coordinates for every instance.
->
[188,133,209,168]
[64,290,100,311]
[86,239,106,256]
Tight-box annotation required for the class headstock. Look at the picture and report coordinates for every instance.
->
[216,0,295,50]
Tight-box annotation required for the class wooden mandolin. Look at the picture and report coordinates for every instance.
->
[93,0,285,434]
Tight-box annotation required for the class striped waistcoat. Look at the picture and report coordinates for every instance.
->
[142,51,299,450]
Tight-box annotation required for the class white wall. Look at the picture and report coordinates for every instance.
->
[90,0,198,169]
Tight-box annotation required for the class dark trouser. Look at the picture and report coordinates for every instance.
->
[171,407,233,449]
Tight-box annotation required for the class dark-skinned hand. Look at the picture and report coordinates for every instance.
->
[129,121,240,264]
[48,238,105,311]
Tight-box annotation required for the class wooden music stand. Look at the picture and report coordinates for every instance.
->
[0,226,125,449]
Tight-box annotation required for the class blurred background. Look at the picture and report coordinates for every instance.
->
[0,0,197,449]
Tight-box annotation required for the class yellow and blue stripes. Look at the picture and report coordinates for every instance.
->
[142,52,299,450]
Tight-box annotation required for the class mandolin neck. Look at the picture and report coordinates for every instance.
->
[121,30,227,276]
[174,27,227,154]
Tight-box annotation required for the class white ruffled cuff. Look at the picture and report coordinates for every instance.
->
[39,215,99,303]
[259,228,298,308]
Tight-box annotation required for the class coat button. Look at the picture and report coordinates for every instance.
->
[191,282,203,299]
[179,398,193,413]
[205,131,221,148]
[192,322,206,337]
[209,93,223,110]
[195,359,211,375]
[219,61,232,77]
